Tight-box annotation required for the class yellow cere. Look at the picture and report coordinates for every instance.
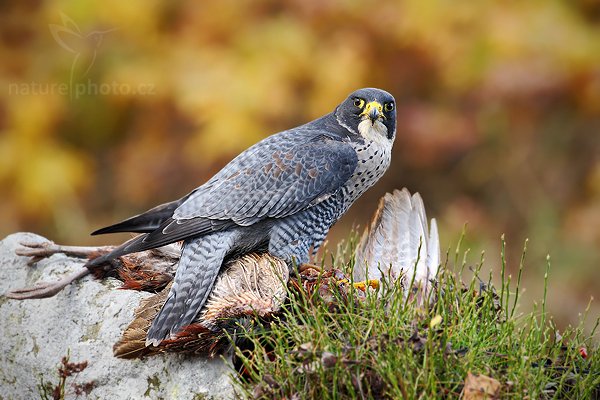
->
[361,101,383,116]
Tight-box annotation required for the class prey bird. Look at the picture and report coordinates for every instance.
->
[8,188,438,358]
[18,88,397,346]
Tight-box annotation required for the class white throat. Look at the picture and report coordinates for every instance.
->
[358,119,389,143]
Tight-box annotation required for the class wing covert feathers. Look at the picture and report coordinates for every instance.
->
[173,133,357,224]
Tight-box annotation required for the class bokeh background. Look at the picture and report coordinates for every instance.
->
[1,0,598,334]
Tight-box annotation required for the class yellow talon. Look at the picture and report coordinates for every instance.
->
[353,279,380,291]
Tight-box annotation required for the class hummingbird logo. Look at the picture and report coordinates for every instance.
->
[49,13,117,97]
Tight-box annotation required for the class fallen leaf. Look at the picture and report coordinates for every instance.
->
[461,372,501,399]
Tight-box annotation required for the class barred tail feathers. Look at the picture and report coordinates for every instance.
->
[146,231,237,346]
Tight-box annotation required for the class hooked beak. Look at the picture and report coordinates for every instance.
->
[360,101,384,123]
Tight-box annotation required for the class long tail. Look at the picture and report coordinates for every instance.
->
[146,231,238,346]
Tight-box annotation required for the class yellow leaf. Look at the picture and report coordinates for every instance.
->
[430,314,443,329]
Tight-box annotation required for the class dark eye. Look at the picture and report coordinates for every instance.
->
[353,98,365,109]
[384,102,394,112]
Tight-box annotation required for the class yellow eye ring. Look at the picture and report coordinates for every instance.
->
[384,102,394,112]
[353,98,365,109]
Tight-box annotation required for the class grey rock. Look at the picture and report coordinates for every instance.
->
[0,233,234,400]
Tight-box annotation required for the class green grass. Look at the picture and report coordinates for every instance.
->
[232,236,599,399]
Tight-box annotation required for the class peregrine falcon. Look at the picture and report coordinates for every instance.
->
[89,87,397,345]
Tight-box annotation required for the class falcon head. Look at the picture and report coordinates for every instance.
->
[335,88,396,141]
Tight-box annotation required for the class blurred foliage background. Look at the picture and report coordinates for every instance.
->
[1,0,598,333]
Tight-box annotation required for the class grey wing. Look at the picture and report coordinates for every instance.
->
[171,132,358,226]
[89,132,357,264]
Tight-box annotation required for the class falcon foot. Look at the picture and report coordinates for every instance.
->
[353,279,380,292]
[336,278,380,292]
